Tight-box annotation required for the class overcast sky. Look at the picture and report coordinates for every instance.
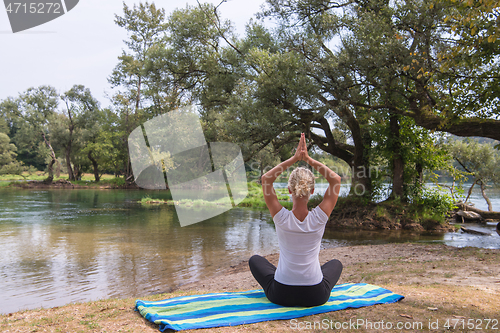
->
[0,0,265,106]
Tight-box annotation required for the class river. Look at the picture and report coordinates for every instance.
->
[0,184,498,314]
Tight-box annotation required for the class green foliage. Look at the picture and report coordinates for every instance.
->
[375,205,390,219]
[0,133,17,165]
[237,181,292,209]
[140,196,168,204]
[0,117,8,135]
[0,132,25,175]
[437,0,500,119]
[2,0,499,202]
[408,187,457,223]
[0,97,18,136]
[307,193,324,209]
[449,139,500,186]
[445,138,500,210]
[332,193,372,211]
[369,113,453,201]
[106,177,126,187]
[7,86,60,181]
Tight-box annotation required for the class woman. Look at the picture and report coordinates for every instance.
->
[249,133,343,307]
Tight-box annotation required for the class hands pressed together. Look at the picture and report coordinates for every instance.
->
[293,133,310,162]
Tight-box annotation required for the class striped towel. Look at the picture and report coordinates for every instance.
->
[136,283,404,331]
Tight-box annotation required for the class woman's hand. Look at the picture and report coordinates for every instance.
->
[293,133,309,161]
[262,133,313,217]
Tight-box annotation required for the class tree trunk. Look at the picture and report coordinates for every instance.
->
[465,181,477,204]
[41,132,56,184]
[73,164,82,181]
[349,164,372,197]
[65,145,75,181]
[389,115,404,200]
[64,105,75,181]
[88,151,100,182]
[310,110,373,198]
[45,159,55,184]
[479,180,493,212]
[415,162,423,184]
[259,161,264,184]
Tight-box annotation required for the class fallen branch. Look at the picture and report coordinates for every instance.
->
[456,203,500,220]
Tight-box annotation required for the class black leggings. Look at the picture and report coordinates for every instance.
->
[249,255,343,307]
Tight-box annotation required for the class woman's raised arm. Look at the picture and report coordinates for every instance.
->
[303,151,342,217]
[261,134,306,217]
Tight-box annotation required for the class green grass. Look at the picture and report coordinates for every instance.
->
[72,176,126,187]
[237,181,293,209]
[0,172,117,181]
[0,172,126,188]
[138,181,295,210]
[0,172,48,181]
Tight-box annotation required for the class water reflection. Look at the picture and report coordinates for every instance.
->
[0,188,498,314]
[0,189,280,314]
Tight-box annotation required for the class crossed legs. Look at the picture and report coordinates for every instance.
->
[248,255,343,307]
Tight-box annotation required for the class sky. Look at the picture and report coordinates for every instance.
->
[0,0,265,107]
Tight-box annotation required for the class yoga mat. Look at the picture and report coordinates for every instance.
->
[136,283,404,331]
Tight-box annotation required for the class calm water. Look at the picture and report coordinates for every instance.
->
[0,185,498,314]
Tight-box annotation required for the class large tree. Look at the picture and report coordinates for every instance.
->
[449,139,500,211]
[257,0,499,197]
[54,85,101,181]
[80,108,121,181]
[339,0,500,140]
[13,86,59,183]
[0,132,24,175]
[112,0,498,199]
[110,2,178,178]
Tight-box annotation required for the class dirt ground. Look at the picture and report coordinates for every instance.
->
[179,243,500,293]
[2,243,499,332]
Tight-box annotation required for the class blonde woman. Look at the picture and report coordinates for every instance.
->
[249,133,343,307]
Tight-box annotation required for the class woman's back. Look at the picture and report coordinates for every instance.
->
[274,206,328,285]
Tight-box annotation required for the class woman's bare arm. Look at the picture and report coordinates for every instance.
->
[304,156,342,216]
[261,134,306,217]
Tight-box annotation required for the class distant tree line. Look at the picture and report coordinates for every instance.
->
[0,0,499,205]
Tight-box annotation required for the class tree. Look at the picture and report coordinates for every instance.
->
[269,0,500,198]
[54,85,101,181]
[0,116,8,135]
[13,86,59,183]
[0,132,24,175]
[449,139,500,211]
[110,2,167,114]
[0,97,18,136]
[116,0,499,201]
[80,108,120,181]
[436,0,500,127]
[342,0,500,140]
[156,3,375,195]
[110,2,171,178]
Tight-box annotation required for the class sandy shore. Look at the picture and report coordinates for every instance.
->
[177,243,500,293]
[2,243,499,332]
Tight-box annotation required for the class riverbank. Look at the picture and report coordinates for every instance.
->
[1,178,491,232]
[1,175,136,189]
[2,243,499,332]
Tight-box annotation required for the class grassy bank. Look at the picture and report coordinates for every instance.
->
[1,243,498,332]
[327,195,457,232]
[0,172,115,182]
[141,182,456,231]
[0,172,127,189]
[139,181,293,210]
[1,173,458,231]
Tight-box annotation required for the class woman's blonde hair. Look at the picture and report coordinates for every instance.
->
[288,167,315,198]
